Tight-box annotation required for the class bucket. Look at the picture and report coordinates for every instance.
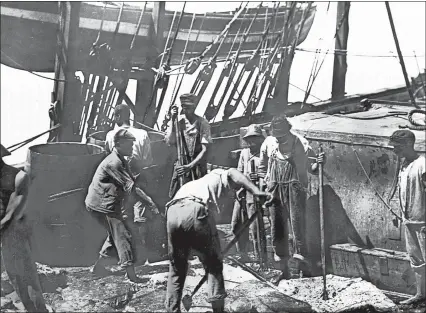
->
[24,143,106,266]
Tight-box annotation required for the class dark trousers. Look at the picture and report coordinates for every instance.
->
[88,209,134,267]
[1,219,48,312]
[268,181,307,260]
[165,198,226,312]
[231,199,257,253]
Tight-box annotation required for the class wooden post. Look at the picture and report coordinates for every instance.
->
[385,2,418,108]
[140,1,166,127]
[55,2,83,142]
[331,2,350,100]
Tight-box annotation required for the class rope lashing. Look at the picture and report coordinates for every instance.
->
[184,2,248,75]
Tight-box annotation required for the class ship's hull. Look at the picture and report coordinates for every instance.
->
[1,2,316,72]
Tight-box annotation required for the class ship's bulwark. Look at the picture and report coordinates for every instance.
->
[0,2,316,72]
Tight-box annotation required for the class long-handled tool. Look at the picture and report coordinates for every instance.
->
[318,145,328,300]
[251,159,267,270]
[174,116,185,187]
[181,197,268,311]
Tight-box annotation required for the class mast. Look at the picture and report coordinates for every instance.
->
[331,2,350,100]
[385,2,418,108]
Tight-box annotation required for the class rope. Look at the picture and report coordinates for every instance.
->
[129,2,147,50]
[302,3,350,106]
[295,47,425,58]
[352,148,402,221]
[93,3,107,46]
[401,109,426,130]
[165,3,187,66]
[7,124,62,153]
[189,12,207,54]
[198,2,247,60]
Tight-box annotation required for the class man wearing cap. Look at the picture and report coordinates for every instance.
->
[86,129,160,283]
[231,124,265,260]
[165,167,271,312]
[0,144,49,312]
[105,104,155,258]
[389,130,425,305]
[259,114,324,284]
[166,93,212,198]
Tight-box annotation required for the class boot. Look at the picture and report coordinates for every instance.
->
[211,299,225,313]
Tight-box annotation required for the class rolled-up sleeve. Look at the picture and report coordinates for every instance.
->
[105,162,134,194]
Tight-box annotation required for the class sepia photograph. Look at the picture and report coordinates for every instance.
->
[0,1,425,312]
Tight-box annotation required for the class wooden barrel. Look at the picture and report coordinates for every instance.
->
[24,143,106,266]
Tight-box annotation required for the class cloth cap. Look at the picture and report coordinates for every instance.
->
[1,144,11,157]
[114,129,136,143]
[389,130,415,146]
[271,115,292,137]
[180,93,197,106]
[243,124,264,139]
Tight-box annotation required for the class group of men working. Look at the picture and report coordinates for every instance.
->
[0,92,424,312]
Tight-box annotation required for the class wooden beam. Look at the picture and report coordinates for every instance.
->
[55,2,83,142]
[331,2,350,100]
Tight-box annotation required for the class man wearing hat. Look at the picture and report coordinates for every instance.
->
[258,114,324,284]
[105,104,154,260]
[85,129,160,283]
[389,130,425,305]
[231,124,265,260]
[0,144,49,312]
[166,93,212,198]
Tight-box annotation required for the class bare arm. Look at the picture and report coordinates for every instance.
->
[134,186,159,213]
[227,168,268,199]
[189,144,208,168]
[0,171,29,229]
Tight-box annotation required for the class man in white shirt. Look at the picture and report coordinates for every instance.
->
[389,130,425,305]
[105,104,153,175]
[165,168,271,312]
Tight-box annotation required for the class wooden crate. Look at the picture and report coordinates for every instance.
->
[330,243,416,295]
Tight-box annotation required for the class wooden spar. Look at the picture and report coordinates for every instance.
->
[55,2,83,142]
[384,2,419,108]
[331,2,350,100]
[318,145,328,300]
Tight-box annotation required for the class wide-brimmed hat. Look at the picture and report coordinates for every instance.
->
[243,124,264,139]
[1,144,11,157]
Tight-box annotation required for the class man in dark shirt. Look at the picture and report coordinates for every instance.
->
[85,129,160,283]
[1,144,48,312]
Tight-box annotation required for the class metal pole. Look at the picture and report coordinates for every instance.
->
[385,2,419,109]
[318,145,328,300]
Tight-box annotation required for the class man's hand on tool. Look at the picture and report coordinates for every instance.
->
[249,172,259,181]
[176,164,192,176]
[171,106,179,119]
[311,152,326,172]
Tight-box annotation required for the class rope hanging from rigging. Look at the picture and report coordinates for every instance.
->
[212,2,264,122]
[203,5,250,122]
[143,3,186,126]
[184,2,247,75]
